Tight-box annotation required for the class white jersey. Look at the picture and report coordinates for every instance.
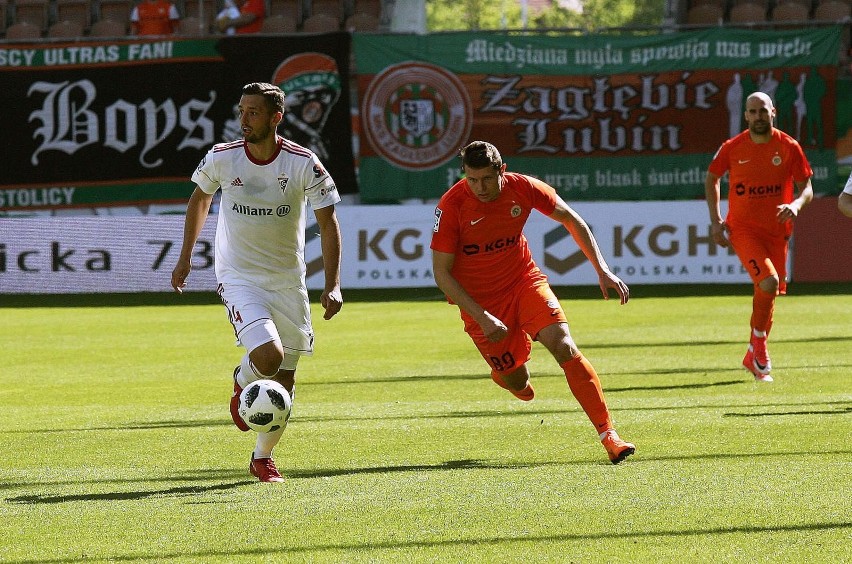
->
[192,136,340,289]
[844,171,852,196]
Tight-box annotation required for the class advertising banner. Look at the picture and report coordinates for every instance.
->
[0,34,357,212]
[0,201,755,294]
[354,27,842,202]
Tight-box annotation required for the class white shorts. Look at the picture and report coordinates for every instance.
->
[217,283,314,358]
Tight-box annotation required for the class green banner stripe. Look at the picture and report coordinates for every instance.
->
[354,27,841,75]
[0,182,193,211]
[0,39,221,69]
[358,150,839,203]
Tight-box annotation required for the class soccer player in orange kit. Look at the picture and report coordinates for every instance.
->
[706,91,813,383]
[430,140,635,464]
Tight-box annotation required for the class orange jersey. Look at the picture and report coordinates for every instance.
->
[708,129,812,238]
[431,172,558,304]
[131,0,179,35]
[235,0,265,33]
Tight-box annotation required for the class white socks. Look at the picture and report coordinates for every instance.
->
[254,427,286,459]
[240,352,297,460]
[237,353,263,388]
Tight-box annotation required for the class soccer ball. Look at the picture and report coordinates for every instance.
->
[238,379,292,433]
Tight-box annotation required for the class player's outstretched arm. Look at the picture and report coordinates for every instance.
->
[315,205,343,319]
[171,187,213,293]
[548,198,629,305]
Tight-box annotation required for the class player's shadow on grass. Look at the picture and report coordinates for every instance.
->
[6,480,252,505]
[3,461,518,505]
[580,335,851,350]
[0,468,256,491]
[723,406,852,417]
[5,418,234,434]
[285,458,520,480]
[606,378,743,392]
[5,520,849,563]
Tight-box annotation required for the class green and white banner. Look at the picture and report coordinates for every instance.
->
[354,27,843,202]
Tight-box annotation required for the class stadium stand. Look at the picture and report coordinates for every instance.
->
[310,0,342,21]
[0,1,7,35]
[813,0,852,20]
[301,10,339,31]
[12,0,50,31]
[97,0,132,26]
[183,0,216,30]
[48,18,84,37]
[686,2,725,25]
[351,0,381,18]
[729,1,768,24]
[771,0,812,23]
[55,0,92,29]
[344,10,378,31]
[89,17,127,35]
[5,19,41,38]
[689,0,726,6]
[268,0,301,23]
[260,13,296,32]
[178,14,206,34]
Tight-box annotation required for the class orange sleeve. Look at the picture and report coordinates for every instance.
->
[430,191,461,254]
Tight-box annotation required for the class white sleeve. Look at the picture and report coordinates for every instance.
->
[843,171,852,196]
[191,150,220,195]
[304,155,341,210]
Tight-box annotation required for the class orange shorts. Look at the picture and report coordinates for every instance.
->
[728,225,789,294]
[460,275,567,376]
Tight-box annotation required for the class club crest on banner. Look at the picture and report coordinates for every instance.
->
[361,61,472,171]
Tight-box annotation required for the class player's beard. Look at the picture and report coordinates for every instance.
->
[243,123,273,144]
[749,120,771,135]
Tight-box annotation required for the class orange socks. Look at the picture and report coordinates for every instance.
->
[561,354,612,433]
[750,286,776,335]
[491,372,535,401]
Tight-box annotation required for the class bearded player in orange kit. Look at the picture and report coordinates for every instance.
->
[706,91,813,383]
[431,141,635,464]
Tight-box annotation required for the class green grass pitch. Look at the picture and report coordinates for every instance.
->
[1,284,850,563]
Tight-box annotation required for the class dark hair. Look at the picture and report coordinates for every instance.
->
[460,141,502,171]
[242,82,286,115]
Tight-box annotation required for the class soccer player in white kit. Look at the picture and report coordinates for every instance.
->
[171,82,343,482]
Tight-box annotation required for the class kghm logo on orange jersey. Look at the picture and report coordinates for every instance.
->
[361,62,473,171]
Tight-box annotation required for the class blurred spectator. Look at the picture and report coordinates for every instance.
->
[216,0,265,34]
[130,0,180,36]
[216,0,241,35]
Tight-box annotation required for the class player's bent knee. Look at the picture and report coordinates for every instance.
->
[250,345,285,376]
[757,275,779,295]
